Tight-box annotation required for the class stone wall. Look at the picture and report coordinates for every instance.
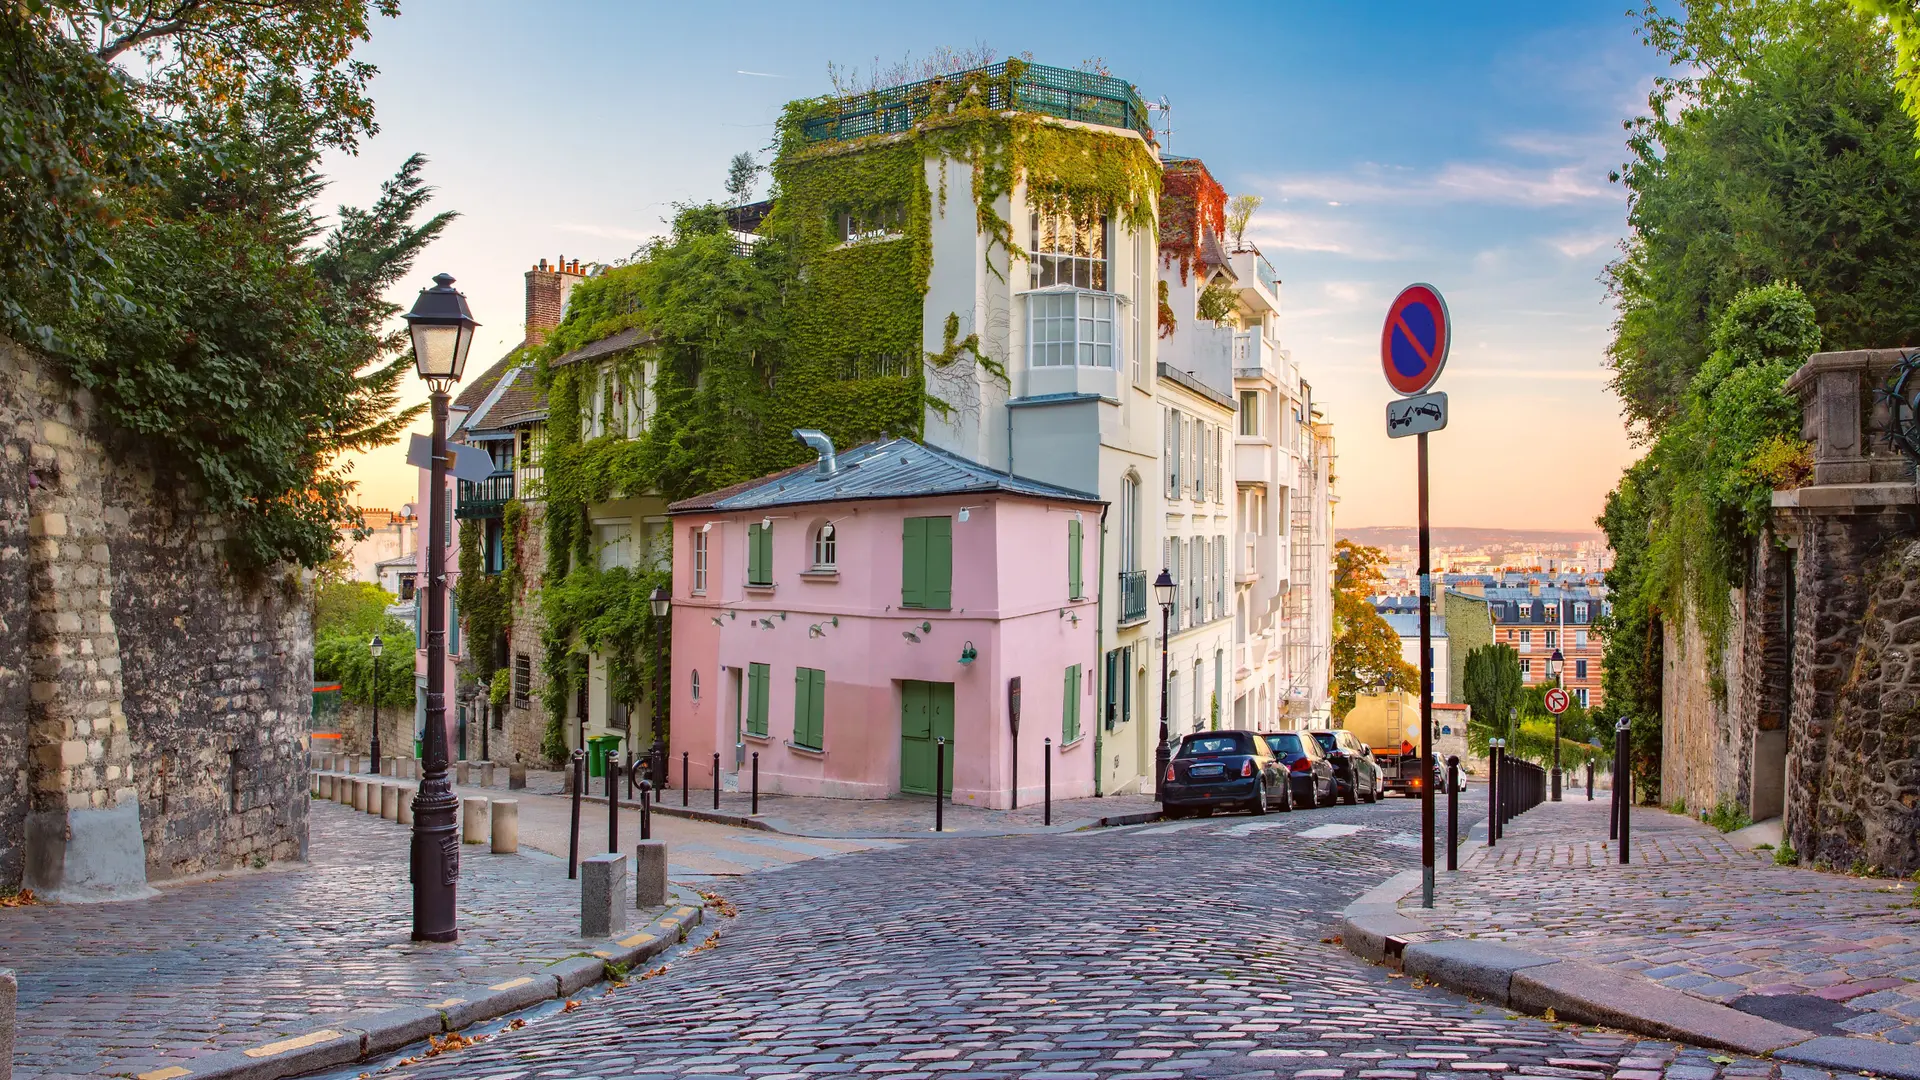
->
[0,337,311,896]
[1442,591,1493,710]
[489,502,551,767]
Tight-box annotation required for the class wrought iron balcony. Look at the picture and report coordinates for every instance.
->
[800,62,1154,147]
[1119,569,1148,624]
[455,471,514,519]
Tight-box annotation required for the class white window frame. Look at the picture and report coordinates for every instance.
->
[1239,391,1260,436]
[593,517,634,571]
[1029,211,1111,292]
[1190,420,1204,503]
[812,522,837,570]
[1214,427,1225,503]
[692,528,709,594]
[1027,289,1121,369]
[1574,601,1590,622]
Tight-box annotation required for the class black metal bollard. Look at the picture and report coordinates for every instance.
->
[625,750,635,799]
[713,752,721,810]
[1586,760,1594,801]
[1043,737,1052,827]
[1446,755,1459,871]
[751,751,760,815]
[1616,721,1631,864]
[568,748,585,880]
[639,778,652,841]
[934,737,946,832]
[607,756,620,853]
[1486,744,1500,847]
[683,750,690,807]
[1609,744,1621,840]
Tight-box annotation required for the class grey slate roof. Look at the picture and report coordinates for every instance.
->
[667,437,1104,514]
[1382,613,1447,639]
[551,326,652,368]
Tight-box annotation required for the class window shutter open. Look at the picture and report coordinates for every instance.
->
[927,516,952,609]
[901,517,926,607]
[810,667,825,747]
[1064,664,1081,743]
[1068,518,1083,599]
[747,662,769,736]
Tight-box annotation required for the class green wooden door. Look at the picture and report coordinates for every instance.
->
[899,680,955,795]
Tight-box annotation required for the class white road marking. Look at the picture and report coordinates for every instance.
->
[1133,820,1216,835]
[1223,821,1292,837]
[1296,823,1368,839]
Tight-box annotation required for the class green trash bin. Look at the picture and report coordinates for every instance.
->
[587,734,623,779]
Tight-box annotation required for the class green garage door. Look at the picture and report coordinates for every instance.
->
[900,680,955,796]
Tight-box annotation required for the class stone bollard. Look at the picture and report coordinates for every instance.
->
[491,800,519,853]
[461,797,489,845]
[381,783,400,822]
[2,966,16,1080]
[633,840,668,909]
[346,778,363,812]
[383,756,397,777]
[509,763,527,790]
[481,763,496,788]
[366,781,385,816]
[456,761,470,785]
[397,786,414,825]
[580,852,628,938]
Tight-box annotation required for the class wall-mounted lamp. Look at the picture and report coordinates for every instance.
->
[809,624,826,638]
[758,618,775,630]
[958,508,969,523]
[701,521,714,533]
[829,616,839,628]
[777,611,788,621]
[710,616,724,627]
[761,516,772,529]
[959,641,978,665]
[916,621,932,634]
[902,631,921,644]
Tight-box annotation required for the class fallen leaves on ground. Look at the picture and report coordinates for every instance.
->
[506,1018,526,1031]
[638,964,671,980]
[1709,1056,1734,1065]
[1543,1007,1557,1022]
[563,1000,581,1012]
[394,1031,483,1065]
[687,930,723,956]
[699,890,739,918]
[0,888,38,908]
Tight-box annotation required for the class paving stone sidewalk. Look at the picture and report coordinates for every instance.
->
[0,801,681,1080]
[1408,797,1920,1044]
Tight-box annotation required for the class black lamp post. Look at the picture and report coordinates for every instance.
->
[1549,647,1564,801]
[402,272,477,943]
[650,585,670,780]
[368,634,384,772]
[1152,568,1177,795]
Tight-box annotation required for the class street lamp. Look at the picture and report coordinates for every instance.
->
[1152,568,1177,795]
[368,634,384,773]
[1549,647,1565,801]
[402,272,477,944]
[650,586,670,785]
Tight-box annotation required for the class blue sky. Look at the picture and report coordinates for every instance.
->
[326,0,1663,531]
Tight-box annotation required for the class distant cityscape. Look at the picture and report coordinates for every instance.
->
[1339,527,1613,593]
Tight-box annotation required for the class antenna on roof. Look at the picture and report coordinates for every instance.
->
[1146,96,1173,153]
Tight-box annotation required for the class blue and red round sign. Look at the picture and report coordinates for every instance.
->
[1381,283,1450,397]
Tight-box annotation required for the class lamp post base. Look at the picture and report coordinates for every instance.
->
[1551,768,1561,802]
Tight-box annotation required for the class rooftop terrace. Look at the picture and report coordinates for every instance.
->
[797,61,1154,147]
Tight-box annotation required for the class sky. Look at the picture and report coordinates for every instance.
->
[324,0,1665,532]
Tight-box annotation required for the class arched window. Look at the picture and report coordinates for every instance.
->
[811,521,837,570]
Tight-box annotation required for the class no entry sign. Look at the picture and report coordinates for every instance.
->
[1381,283,1451,397]
[1545,687,1570,715]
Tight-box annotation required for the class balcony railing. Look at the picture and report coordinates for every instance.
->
[1118,569,1148,624]
[799,61,1155,147]
[455,471,514,519]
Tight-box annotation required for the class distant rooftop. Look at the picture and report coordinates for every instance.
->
[669,436,1103,514]
[795,61,1154,147]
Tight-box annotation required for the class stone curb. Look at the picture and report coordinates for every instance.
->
[1331,871,1920,1065]
[125,894,707,1080]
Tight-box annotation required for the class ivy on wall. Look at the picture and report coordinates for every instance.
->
[524,60,1164,760]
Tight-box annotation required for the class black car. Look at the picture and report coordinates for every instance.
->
[1304,728,1383,805]
[1161,730,1292,817]
[1262,731,1338,808]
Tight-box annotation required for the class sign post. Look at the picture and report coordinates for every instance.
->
[1382,283,1450,910]
[1545,686,1569,802]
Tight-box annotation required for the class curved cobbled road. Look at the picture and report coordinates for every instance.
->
[371,792,1831,1080]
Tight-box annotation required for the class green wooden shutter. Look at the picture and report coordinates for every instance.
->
[793,667,809,745]
[901,517,926,607]
[747,523,774,586]
[794,667,824,748]
[747,662,769,735]
[927,516,952,609]
[1063,664,1081,744]
[449,593,460,656]
[1068,518,1083,599]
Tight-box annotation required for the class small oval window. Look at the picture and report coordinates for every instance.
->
[690,670,701,702]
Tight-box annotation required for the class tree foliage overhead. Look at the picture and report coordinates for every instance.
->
[1461,643,1524,745]
[1608,0,1920,432]
[1,1,439,572]
[1330,540,1419,721]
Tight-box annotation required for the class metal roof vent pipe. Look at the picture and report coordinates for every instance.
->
[794,429,838,478]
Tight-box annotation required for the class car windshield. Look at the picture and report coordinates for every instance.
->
[1263,733,1303,757]
[1179,734,1249,757]
[1308,732,1338,752]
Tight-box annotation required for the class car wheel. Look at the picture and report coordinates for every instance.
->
[1319,777,1338,807]
[1277,782,1292,812]
[1342,777,1358,806]
[1250,784,1268,816]
[1162,805,1187,820]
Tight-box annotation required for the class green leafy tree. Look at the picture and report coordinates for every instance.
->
[1330,539,1418,721]
[725,151,761,205]
[314,624,415,708]
[314,580,396,641]
[1461,643,1523,751]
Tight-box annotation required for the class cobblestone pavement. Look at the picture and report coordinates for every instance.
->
[4,803,676,1079]
[367,792,1850,1080]
[1407,798,1920,1044]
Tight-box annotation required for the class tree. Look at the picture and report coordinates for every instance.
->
[725,152,761,206]
[1226,193,1262,250]
[1460,643,1523,750]
[1330,539,1418,720]
[1852,0,1920,136]
[314,580,398,642]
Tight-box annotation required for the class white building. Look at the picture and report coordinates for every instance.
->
[1382,613,1450,704]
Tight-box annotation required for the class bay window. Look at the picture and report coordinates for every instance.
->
[1029,290,1119,368]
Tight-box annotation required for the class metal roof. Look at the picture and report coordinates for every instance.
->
[1382,613,1446,638]
[668,437,1104,514]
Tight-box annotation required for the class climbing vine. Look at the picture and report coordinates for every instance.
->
[1159,158,1227,285]
[1196,281,1237,324]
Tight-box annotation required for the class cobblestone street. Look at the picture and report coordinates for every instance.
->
[355,792,1858,1080]
[1406,799,1920,1043]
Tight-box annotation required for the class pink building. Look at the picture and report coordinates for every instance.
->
[668,435,1105,808]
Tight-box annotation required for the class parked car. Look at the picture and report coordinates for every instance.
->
[1161,730,1292,817]
[1304,728,1383,804]
[1261,731,1338,808]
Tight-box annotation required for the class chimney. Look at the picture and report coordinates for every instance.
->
[1528,580,1542,597]
[524,254,588,348]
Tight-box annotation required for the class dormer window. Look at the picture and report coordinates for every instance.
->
[1029,211,1110,291]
